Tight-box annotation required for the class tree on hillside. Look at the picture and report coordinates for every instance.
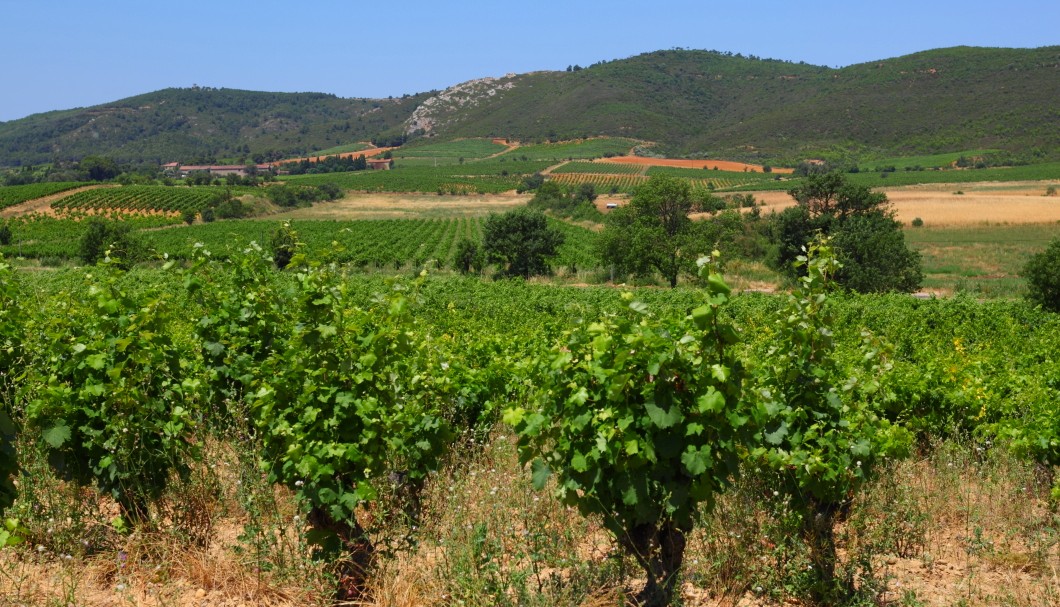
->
[598,175,710,287]
[768,172,922,293]
[482,208,564,278]
[79,156,120,181]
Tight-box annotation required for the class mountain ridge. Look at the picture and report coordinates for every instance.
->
[1,45,1056,167]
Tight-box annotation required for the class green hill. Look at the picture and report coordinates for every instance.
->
[412,47,1059,163]
[1,46,1057,168]
[0,87,428,167]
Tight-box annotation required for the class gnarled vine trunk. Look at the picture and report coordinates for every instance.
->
[619,520,688,607]
[307,507,375,601]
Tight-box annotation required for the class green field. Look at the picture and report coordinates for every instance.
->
[550,161,646,175]
[0,213,181,259]
[50,185,238,214]
[860,149,1001,171]
[145,217,598,271]
[498,138,639,161]
[392,138,508,160]
[905,222,1060,296]
[304,141,373,156]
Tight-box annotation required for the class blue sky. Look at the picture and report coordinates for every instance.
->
[0,0,1056,122]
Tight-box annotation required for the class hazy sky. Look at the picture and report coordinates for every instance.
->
[1,0,1056,122]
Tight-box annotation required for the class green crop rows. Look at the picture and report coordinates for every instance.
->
[0,213,181,259]
[499,138,639,161]
[548,173,648,193]
[393,138,509,159]
[139,216,599,270]
[0,182,85,210]
[551,161,646,175]
[51,186,224,214]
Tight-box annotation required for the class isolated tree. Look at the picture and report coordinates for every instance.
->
[598,175,711,287]
[769,172,921,293]
[1023,237,1060,312]
[452,238,483,274]
[482,208,564,278]
[79,219,144,268]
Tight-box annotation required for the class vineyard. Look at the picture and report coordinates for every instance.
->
[0,182,85,210]
[392,138,509,160]
[550,161,646,175]
[547,165,780,193]
[499,137,639,161]
[142,217,599,270]
[0,213,181,259]
[548,172,649,193]
[645,165,779,189]
[49,185,245,214]
[282,160,552,194]
[0,251,1058,605]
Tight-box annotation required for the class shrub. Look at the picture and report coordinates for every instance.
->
[269,221,299,270]
[1023,237,1060,312]
[78,219,145,268]
[911,217,924,227]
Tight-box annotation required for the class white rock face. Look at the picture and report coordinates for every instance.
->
[405,75,518,135]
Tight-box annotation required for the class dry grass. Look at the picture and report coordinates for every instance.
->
[751,181,1060,227]
[2,431,1056,606]
[271,192,529,221]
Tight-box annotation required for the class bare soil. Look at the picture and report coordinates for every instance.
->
[272,191,530,220]
[0,184,116,218]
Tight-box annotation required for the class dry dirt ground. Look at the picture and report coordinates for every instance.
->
[0,184,117,219]
[271,191,530,220]
[749,181,1060,226]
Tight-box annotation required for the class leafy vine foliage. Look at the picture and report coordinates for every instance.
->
[0,256,22,515]
[25,259,199,524]
[507,255,754,606]
[249,261,454,599]
[185,242,290,431]
[753,238,912,601]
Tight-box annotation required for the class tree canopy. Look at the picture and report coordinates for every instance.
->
[768,172,922,293]
[482,208,564,278]
[598,175,709,287]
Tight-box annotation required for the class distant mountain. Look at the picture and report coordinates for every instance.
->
[0,88,428,166]
[408,46,1060,162]
[1,46,1056,167]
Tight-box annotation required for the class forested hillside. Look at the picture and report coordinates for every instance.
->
[0,88,428,166]
[1,46,1057,167]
